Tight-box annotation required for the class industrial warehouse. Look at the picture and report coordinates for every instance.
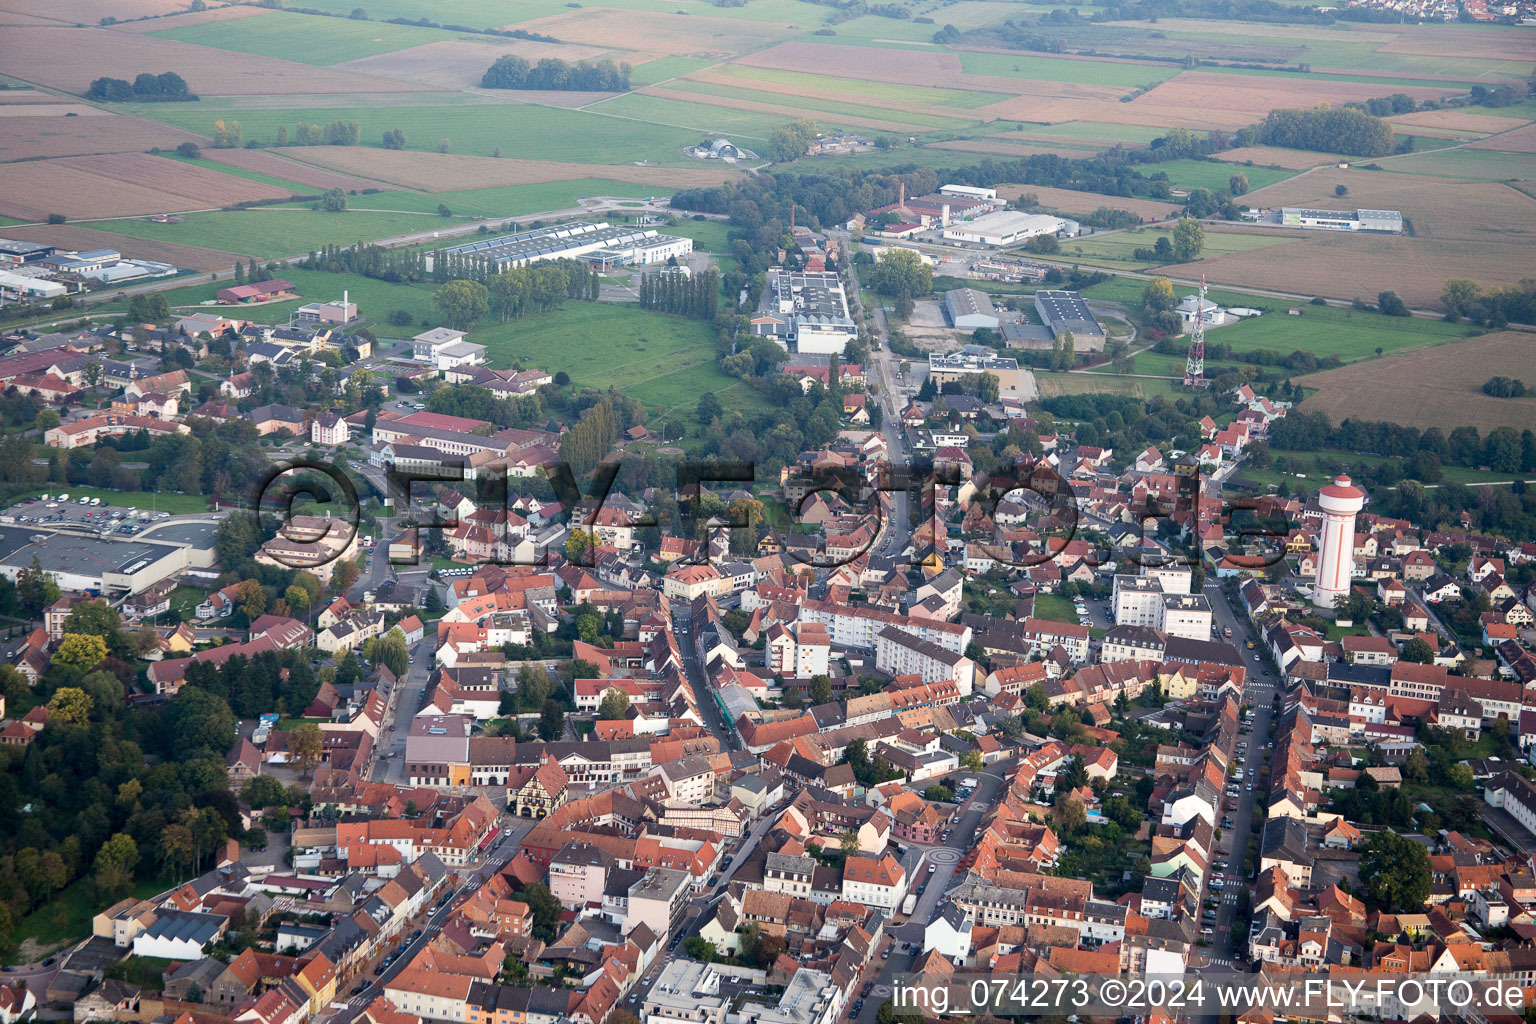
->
[749,268,857,355]
[425,221,693,272]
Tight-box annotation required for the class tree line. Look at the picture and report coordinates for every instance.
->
[639,267,722,320]
[1272,410,1536,476]
[481,55,632,91]
[1255,104,1396,157]
[86,72,196,102]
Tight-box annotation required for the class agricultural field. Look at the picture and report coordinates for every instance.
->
[1295,331,1536,433]
[335,37,613,90]
[1142,159,1298,192]
[274,148,730,193]
[0,25,445,96]
[1211,146,1351,170]
[149,11,465,66]
[999,185,1181,222]
[0,152,294,221]
[126,103,715,166]
[0,222,240,270]
[1058,226,1293,270]
[92,206,483,261]
[0,108,204,162]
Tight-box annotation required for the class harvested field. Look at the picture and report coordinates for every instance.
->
[110,4,272,32]
[0,222,238,271]
[0,112,203,162]
[638,86,931,135]
[201,148,389,192]
[337,38,611,90]
[1297,331,1536,433]
[0,0,190,23]
[1388,109,1527,134]
[1244,168,1536,242]
[510,9,783,56]
[1211,146,1349,169]
[0,89,60,103]
[927,140,1101,159]
[1123,72,1456,131]
[0,153,290,220]
[739,42,1140,115]
[682,68,997,121]
[1470,123,1536,153]
[1376,25,1536,62]
[997,184,1182,222]
[0,103,109,117]
[283,147,740,193]
[0,26,445,96]
[1158,231,1531,309]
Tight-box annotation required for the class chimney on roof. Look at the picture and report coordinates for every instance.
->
[899,182,905,209]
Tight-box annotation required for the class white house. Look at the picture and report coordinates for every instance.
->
[841,853,907,911]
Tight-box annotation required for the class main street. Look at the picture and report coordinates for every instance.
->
[1196,577,1277,972]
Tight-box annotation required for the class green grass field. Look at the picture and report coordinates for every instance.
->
[90,207,475,261]
[586,91,790,138]
[12,486,211,514]
[474,302,762,415]
[712,64,1010,109]
[1059,227,1290,269]
[150,10,465,65]
[1147,159,1297,192]
[958,52,1179,88]
[658,217,733,252]
[659,79,975,131]
[145,268,442,328]
[1033,591,1081,624]
[1209,303,1472,362]
[125,103,707,165]
[629,57,724,87]
[1034,371,1182,400]
[1378,147,1536,182]
[9,872,178,958]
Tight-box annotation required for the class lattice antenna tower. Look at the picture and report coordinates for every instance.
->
[1183,275,1210,388]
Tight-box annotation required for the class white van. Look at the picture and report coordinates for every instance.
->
[78,496,90,504]
[90,497,102,506]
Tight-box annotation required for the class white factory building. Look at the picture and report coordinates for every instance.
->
[942,210,1077,246]
[1280,208,1403,233]
[426,221,692,272]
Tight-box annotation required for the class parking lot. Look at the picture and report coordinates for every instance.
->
[0,493,175,536]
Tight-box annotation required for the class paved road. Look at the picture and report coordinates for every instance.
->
[324,816,536,1024]
[676,603,738,749]
[1196,578,1277,971]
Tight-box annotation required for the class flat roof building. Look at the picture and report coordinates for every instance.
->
[427,221,692,272]
[944,287,999,331]
[928,346,1035,400]
[940,184,998,202]
[751,268,856,356]
[942,210,1071,246]
[1280,208,1403,233]
[1034,289,1106,351]
[0,240,54,264]
[0,525,193,598]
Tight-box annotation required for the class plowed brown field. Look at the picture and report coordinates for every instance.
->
[1388,109,1526,134]
[997,184,1182,221]
[0,111,204,161]
[1297,331,1536,433]
[1211,146,1346,169]
[640,86,929,134]
[202,148,389,192]
[0,222,238,271]
[1470,123,1536,153]
[0,154,290,220]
